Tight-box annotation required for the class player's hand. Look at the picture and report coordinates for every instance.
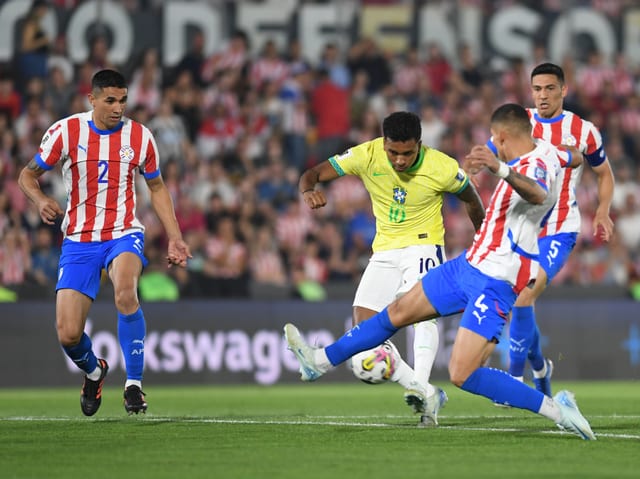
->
[37,197,63,225]
[464,145,499,175]
[166,238,192,268]
[593,207,614,242]
[301,189,327,209]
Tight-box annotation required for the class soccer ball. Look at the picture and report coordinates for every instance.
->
[350,341,399,384]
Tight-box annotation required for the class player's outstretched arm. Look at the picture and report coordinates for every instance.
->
[146,175,192,267]
[18,159,64,225]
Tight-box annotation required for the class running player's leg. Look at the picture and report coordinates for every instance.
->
[510,233,576,394]
[107,233,148,413]
[509,269,547,381]
[56,239,108,415]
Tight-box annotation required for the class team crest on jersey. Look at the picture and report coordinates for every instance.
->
[534,167,547,181]
[393,186,407,204]
[562,135,577,147]
[119,145,135,161]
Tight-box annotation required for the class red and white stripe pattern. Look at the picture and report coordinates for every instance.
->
[36,111,160,242]
[466,141,562,292]
[527,108,603,235]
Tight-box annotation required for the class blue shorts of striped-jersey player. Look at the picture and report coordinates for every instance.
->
[56,232,148,300]
[537,232,577,284]
[421,254,517,342]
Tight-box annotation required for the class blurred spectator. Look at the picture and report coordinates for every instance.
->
[458,43,485,90]
[291,233,328,301]
[175,193,206,238]
[174,30,206,87]
[0,226,32,287]
[319,42,351,89]
[421,42,452,97]
[275,198,314,259]
[127,48,162,115]
[201,215,249,297]
[202,29,250,86]
[280,63,312,172]
[148,97,190,165]
[0,76,21,123]
[393,47,423,111]
[196,101,242,159]
[250,224,288,287]
[87,34,116,72]
[256,158,297,212]
[347,37,392,94]
[47,34,74,87]
[316,220,358,282]
[29,224,60,287]
[420,103,447,149]
[16,0,51,87]
[616,192,640,253]
[311,68,350,165]
[44,65,74,118]
[249,39,289,92]
[167,70,201,142]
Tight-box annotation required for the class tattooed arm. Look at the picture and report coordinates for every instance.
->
[18,159,64,225]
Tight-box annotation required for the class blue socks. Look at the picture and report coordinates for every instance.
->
[508,306,535,377]
[63,332,97,374]
[118,308,146,381]
[461,367,545,412]
[325,307,399,366]
[528,323,545,371]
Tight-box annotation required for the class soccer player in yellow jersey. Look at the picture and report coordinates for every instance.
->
[299,111,485,425]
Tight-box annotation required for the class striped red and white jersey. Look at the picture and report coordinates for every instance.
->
[527,108,607,236]
[466,141,564,292]
[35,111,161,242]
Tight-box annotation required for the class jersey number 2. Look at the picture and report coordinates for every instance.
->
[98,160,109,184]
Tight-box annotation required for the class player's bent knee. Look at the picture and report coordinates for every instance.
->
[114,288,139,313]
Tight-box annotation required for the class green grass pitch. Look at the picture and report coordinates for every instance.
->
[0,381,638,479]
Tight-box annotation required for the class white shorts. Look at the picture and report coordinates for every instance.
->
[353,244,446,311]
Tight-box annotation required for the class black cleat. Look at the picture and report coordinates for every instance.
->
[124,385,148,415]
[80,358,109,416]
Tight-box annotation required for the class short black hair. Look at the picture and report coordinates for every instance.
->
[382,111,421,142]
[91,69,127,93]
[491,103,532,135]
[531,62,565,84]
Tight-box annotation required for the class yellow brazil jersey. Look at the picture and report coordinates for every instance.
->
[328,137,469,252]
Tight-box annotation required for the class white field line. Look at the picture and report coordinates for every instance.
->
[1,415,639,440]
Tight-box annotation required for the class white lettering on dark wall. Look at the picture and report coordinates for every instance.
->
[1,1,638,67]
[65,320,342,385]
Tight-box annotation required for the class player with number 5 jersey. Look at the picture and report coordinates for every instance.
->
[19,69,191,417]
[494,63,615,396]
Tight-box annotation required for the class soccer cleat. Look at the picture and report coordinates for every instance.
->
[80,358,109,417]
[283,323,323,381]
[554,390,596,440]
[419,387,448,427]
[404,381,428,414]
[532,358,554,396]
[123,385,148,415]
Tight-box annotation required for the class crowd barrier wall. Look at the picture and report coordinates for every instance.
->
[1,298,638,388]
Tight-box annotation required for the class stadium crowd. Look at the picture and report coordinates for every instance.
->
[1,2,640,301]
